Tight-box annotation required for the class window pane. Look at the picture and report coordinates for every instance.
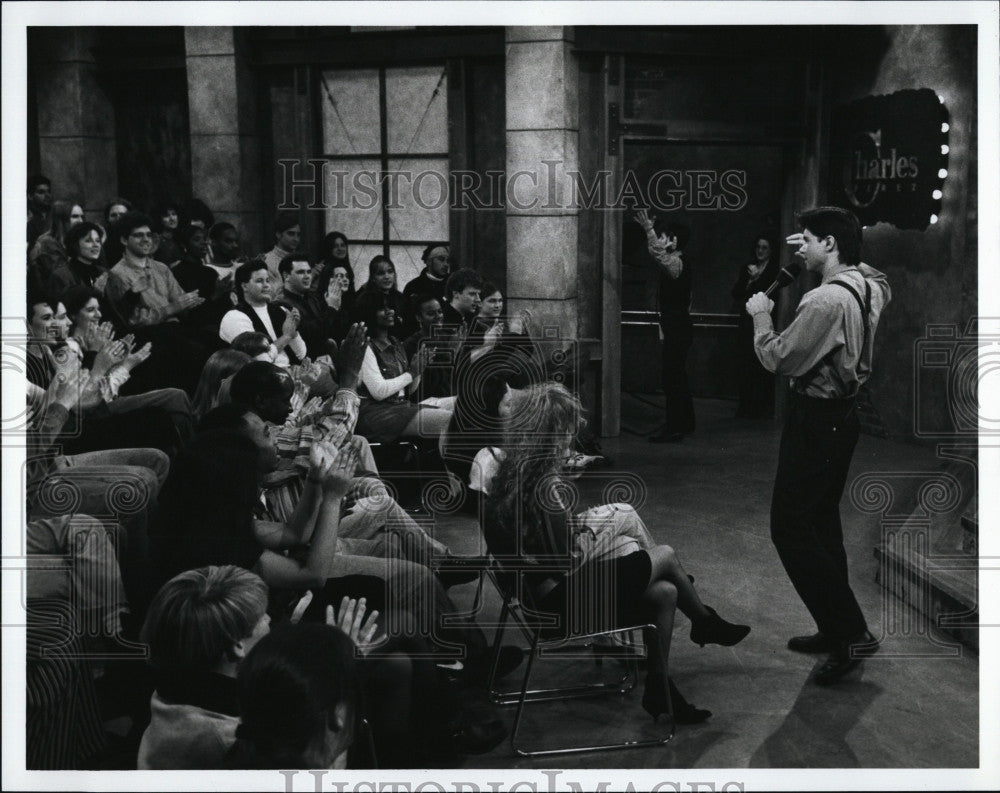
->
[386,157,449,242]
[320,69,381,155]
[387,244,431,291]
[386,66,448,154]
[324,159,384,245]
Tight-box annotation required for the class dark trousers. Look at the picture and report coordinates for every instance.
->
[660,316,696,434]
[770,391,868,641]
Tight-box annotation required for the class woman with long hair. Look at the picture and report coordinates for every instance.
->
[485,382,750,723]
[48,222,109,296]
[313,231,355,296]
[731,231,780,419]
[191,349,252,418]
[357,255,408,335]
[151,201,184,266]
[29,200,83,280]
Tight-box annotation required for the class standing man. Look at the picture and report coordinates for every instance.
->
[746,206,891,684]
[636,210,695,443]
[402,244,452,305]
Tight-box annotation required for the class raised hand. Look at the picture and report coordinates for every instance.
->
[326,597,380,655]
[50,366,90,411]
[407,345,432,378]
[338,323,367,384]
[121,341,153,372]
[321,438,360,498]
[633,208,655,232]
[287,381,311,423]
[325,278,344,310]
[281,307,301,339]
[509,308,532,336]
[482,320,504,348]
[92,337,128,377]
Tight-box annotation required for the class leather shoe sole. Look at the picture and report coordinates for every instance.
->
[787,632,837,654]
[813,631,880,685]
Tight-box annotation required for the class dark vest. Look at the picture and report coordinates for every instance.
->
[236,303,301,364]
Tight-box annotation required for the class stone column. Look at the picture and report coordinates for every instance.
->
[505,27,579,341]
[184,28,262,251]
[31,29,117,221]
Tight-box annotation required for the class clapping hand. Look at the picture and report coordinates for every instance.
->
[325,278,344,310]
[407,345,432,378]
[282,307,301,339]
[337,323,367,386]
[310,437,360,498]
[175,290,205,314]
[326,597,381,656]
[121,341,153,373]
[49,365,91,411]
[92,337,129,377]
[81,321,115,353]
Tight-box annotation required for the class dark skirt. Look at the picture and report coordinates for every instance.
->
[535,550,653,638]
[357,399,421,444]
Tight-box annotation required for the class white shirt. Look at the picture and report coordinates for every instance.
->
[219,304,307,368]
[359,345,413,400]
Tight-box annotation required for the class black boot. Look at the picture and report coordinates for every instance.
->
[690,607,751,648]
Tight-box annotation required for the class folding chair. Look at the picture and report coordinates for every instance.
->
[483,553,675,757]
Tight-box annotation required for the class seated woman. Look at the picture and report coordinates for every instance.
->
[352,290,453,445]
[137,565,271,769]
[484,382,751,723]
[356,254,409,336]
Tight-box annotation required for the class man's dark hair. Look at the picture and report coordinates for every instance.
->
[444,267,483,300]
[410,292,440,318]
[235,260,269,292]
[65,221,103,259]
[27,290,52,323]
[278,252,312,277]
[652,219,691,250]
[796,206,862,265]
[273,211,300,237]
[117,211,154,240]
[209,221,236,242]
[230,361,289,405]
[198,403,253,434]
[28,174,51,193]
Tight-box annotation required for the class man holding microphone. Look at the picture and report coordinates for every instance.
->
[746,206,891,685]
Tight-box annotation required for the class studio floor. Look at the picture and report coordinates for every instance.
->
[435,395,980,770]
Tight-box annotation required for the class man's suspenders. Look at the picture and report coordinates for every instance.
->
[794,275,872,396]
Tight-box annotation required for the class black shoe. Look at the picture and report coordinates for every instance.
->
[649,429,685,443]
[813,631,879,685]
[642,678,711,724]
[787,632,837,654]
[690,607,751,648]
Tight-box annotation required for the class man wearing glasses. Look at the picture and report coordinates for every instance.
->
[402,243,452,305]
[106,212,205,327]
[105,211,211,392]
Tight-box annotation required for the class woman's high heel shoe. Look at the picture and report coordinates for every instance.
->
[642,677,712,724]
[690,606,751,648]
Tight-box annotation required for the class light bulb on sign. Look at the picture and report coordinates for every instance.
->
[930,214,939,224]
[941,123,949,132]
[932,189,942,200]
[938,169,948,179]
[941,145,949,155]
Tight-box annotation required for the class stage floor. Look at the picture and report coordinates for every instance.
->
[436,395,979,770]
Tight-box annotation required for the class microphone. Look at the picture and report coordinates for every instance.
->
[764,262,802,297]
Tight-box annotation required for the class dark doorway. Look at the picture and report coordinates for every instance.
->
[621,141,787,399]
